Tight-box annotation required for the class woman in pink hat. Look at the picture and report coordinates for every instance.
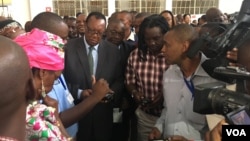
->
[14,28,112,141]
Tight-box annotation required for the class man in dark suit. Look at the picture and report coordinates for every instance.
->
[63,12,124,141]
[105,19,136,141]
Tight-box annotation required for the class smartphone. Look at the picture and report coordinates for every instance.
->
[226,106,250,125]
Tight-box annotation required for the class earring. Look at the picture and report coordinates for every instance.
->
[41,80,46,98]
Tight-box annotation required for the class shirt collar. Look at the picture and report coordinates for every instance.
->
[127,31,135,41]
[193,52,209,77]
[172,52,209,78]
[84,35,99,51]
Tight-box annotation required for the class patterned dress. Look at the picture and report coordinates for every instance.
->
[26,101,68,141]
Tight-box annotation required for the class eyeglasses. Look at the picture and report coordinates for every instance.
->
[86,25,105,37]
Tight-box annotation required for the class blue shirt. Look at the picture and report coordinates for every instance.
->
[48,74,78,137]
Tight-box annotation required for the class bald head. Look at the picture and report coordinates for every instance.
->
[206,7,225,23]
[107,19,125,30]
[170,24,197,43]
[0,36,31,105]
[116,10,133,30]
[31,12,69,39]
[106,19,125,45]
[0,36,33,140]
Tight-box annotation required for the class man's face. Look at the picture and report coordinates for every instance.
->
[144,27,164,54]
[161,31,184,65]
[116,13,131,31]
[85,16,106,46]
[106,23,125,46]
[55,22,69,41]
[184,15,191,24]
[67,19,77,38]
[76,14,87,35]
[134,17,144,35]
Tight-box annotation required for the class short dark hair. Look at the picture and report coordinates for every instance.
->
[183,13,191,19]
[86,12,106,24]
[159,10,176,27]
[76,12,82,17]
[138,14,170,60]
[135,12,151,19]
[31,12,64,34]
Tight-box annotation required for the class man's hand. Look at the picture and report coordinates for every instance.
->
[42,95,59,114]
[148,127,161,140]
[132,90,144,104]
[227,48,238,66]
[167,135,189,141]
[80,89,92,99]
[92,78,113,101]
[144,92,163,110]
[206,119,228,141]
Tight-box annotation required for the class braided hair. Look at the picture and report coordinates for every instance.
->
[137,14,170,61]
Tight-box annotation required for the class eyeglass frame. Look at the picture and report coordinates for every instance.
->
[85,24,105,37]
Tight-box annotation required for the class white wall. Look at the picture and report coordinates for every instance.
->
[10,0,53,27]
[219,0,243,14]
[29,0,53,19]
[11,0,31,27]
[9,0,245,27]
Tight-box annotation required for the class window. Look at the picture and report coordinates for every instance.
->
[172,0,219,15]
[53,0,108,17]
[115,0,165,14]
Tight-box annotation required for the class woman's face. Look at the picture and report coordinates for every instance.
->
[42,70,62,94]
[161,12,173,28]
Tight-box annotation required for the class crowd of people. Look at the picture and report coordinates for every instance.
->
[0,6,245,141]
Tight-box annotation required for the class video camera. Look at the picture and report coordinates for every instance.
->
[187,0,250,83]
[192,0,250,125]
[193,80,250,125]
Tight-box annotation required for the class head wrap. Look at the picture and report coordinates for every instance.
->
[14,28,65,71]
[0,19,22,33]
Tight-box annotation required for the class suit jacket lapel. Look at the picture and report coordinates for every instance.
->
[95,40,105,79]
[76,38,92,85]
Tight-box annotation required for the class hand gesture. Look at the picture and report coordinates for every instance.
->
[227,48,238,66]
[42,95,59,114]
[92,78,114,101]
[144,92,163,109]
[148,127,161,140]
[132,91,144,104]
[92,75,96,85]
[80,89,92,99]
[206,119,228,141]
[167,135,189,141]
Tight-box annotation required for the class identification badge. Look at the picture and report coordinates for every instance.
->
[66,90,74,104]
[113,108,123,123]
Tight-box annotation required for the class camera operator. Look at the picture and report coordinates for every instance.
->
[205,38,250,141]
[148,24,222,141]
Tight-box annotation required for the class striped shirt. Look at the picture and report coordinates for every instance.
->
[125,48,168,116]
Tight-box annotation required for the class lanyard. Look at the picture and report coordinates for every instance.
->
[183,77,194,100]
[59,76,67,90]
